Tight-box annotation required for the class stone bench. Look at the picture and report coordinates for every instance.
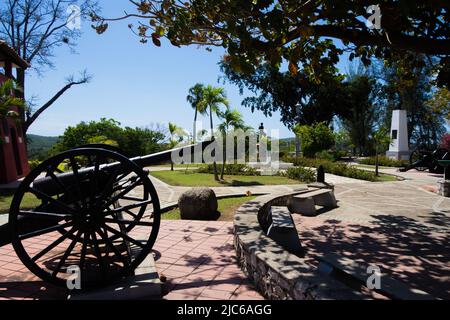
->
[318,252,435,300]
[287,188,337,216]
[267,206,303,256]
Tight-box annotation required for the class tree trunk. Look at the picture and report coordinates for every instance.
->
[193,109,198,143]
[375,144,379,176]
[16,68,27,138]
[221,137,226,180]
[171,161,174,171]
[210,106,219,181]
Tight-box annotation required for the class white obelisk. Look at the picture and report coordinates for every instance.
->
[386,109,410,160]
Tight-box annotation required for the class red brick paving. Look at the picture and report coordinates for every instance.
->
[154,220,263,300]
[0,220,263,300]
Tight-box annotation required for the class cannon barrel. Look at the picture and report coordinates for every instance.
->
[33,140,213,196]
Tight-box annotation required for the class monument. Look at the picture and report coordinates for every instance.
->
[386,109,410,160]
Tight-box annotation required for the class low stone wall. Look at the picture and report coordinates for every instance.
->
[233,192,360,300]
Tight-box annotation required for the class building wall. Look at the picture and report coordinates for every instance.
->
[0,73,30,184]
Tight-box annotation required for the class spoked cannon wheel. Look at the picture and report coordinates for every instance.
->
[409,149,430,171]
[9,147,160,289]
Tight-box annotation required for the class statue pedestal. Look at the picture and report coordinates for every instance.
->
[438,180,450,197]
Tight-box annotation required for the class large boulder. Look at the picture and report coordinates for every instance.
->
[178,188,219,220]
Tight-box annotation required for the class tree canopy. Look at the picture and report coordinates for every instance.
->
[53,118,167,157]
[93,0,450,86]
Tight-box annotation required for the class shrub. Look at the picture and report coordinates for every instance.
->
[197,163,260,176]
[359,156,407,167]
[283,156,379,182]
[315,150,335,162]
[28,159,41,170]
[283,167,316,183]
[294,122,335,158]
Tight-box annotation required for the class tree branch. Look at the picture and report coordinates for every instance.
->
[24,71,92,132]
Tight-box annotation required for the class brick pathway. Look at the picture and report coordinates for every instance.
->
[155,220,263,300]
[0,220,263,300]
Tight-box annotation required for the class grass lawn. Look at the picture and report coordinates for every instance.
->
[162,195,256,221]
[0,191,41,214]
[374,173,401,182]
[354,164,395,170]
[150,170,300,187]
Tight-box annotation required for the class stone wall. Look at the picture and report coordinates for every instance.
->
[233,193,361,300]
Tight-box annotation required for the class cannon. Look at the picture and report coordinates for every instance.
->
[399,147,450,173]
[0,141,212,289]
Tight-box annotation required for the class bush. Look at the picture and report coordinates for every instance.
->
[197,163,260,176]
[284,156,379,182]
[359,156,407,167]
[28,159,41,170]
[283,167,316,183]
[294,122,335,158]
[315,150,335,162]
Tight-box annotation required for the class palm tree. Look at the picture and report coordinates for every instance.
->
[168,122,185,171]
[186,83,207,143]
[199,85,229,181]
[217,108,248,179]
[0,80,25,118]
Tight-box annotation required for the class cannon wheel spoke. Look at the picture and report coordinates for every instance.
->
[32,227,77,262]
[51,230,82,278]
[9,147,161,289]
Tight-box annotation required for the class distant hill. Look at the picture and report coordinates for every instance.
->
[27,134,59,160]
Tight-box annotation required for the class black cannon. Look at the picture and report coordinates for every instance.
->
[0,141,212,289]
[400,147,450,173]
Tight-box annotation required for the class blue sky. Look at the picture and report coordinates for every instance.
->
[25,1,349,139]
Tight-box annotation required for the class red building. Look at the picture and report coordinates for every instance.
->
[0,41,30,184]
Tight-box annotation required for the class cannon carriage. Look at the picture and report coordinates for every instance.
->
[0,141,212,289]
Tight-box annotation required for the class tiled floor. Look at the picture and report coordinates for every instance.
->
[0,220,263,300]
[154,220,263,300]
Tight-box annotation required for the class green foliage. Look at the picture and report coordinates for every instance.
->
[315,150,336,162]
[0,80,25,118]
[197,164,259,176]
[27,134,59,160]
[283,167,316,183]
[359,156,408,167]
[53,118,166,157]
[285,156,380,182]
[97,1,450,87]
[294,122,335,158]
[340,71,379,156]
[28,159,41,170]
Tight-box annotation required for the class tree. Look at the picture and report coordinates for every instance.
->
[186,83,207,143]
[217,108,247,179]
[53,118,166,157]
[293,122,335,158]
[168,122,186,170]
[220,61,346,129]
[198,85,229,181]
[0,0,98,134]
[93,1,450,87]
[340,70,379,156]
[371,126,391,176]
[379,53,447,149]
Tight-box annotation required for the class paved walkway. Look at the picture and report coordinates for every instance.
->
[0,220,263,300]
[291,170,450,299]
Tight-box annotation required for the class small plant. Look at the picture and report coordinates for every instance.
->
[359,156,407,167]
[283,167,316,183]
[197,163,260,176]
